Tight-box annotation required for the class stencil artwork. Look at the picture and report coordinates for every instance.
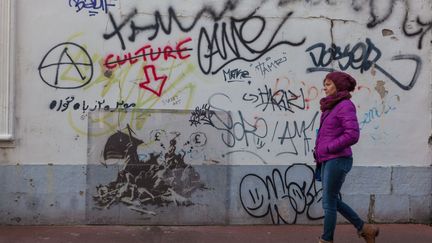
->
[92,124,210,215]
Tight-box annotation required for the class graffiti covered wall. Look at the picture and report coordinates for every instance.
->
[0,0,431,224]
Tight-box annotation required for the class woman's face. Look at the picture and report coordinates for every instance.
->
[324,78,337,97]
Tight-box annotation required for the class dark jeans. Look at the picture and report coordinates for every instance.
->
[321,157,364,241]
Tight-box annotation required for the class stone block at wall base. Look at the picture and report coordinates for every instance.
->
[336,194,370,224]
[409,195,432,223]
[392,167,432,196]
[341,167,391,195]
[373,194,410,223]
[0,165,86,225]
[0,192,85,225]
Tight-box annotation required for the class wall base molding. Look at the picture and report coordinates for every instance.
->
[0,164,430,225]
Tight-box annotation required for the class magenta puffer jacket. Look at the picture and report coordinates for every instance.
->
[314,99,360,164]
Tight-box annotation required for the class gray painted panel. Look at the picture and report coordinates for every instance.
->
[86,164,120,224]
[87,164,230,225]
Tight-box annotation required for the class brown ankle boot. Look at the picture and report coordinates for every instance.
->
[358,224,379,243]
[318,237,333,243]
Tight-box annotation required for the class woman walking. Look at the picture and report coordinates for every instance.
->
[314,71,379,243]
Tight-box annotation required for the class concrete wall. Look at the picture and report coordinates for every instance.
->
[0,0,431,225]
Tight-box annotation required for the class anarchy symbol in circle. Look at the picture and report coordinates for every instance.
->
[38,42,93,89]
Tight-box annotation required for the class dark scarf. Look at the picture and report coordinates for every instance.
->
[320,90,351,112]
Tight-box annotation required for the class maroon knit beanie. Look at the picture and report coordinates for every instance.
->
[325,71,356,92]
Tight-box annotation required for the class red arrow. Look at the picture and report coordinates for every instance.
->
[139,65,168,97]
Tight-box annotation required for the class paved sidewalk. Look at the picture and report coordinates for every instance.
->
[0,224,431,243]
